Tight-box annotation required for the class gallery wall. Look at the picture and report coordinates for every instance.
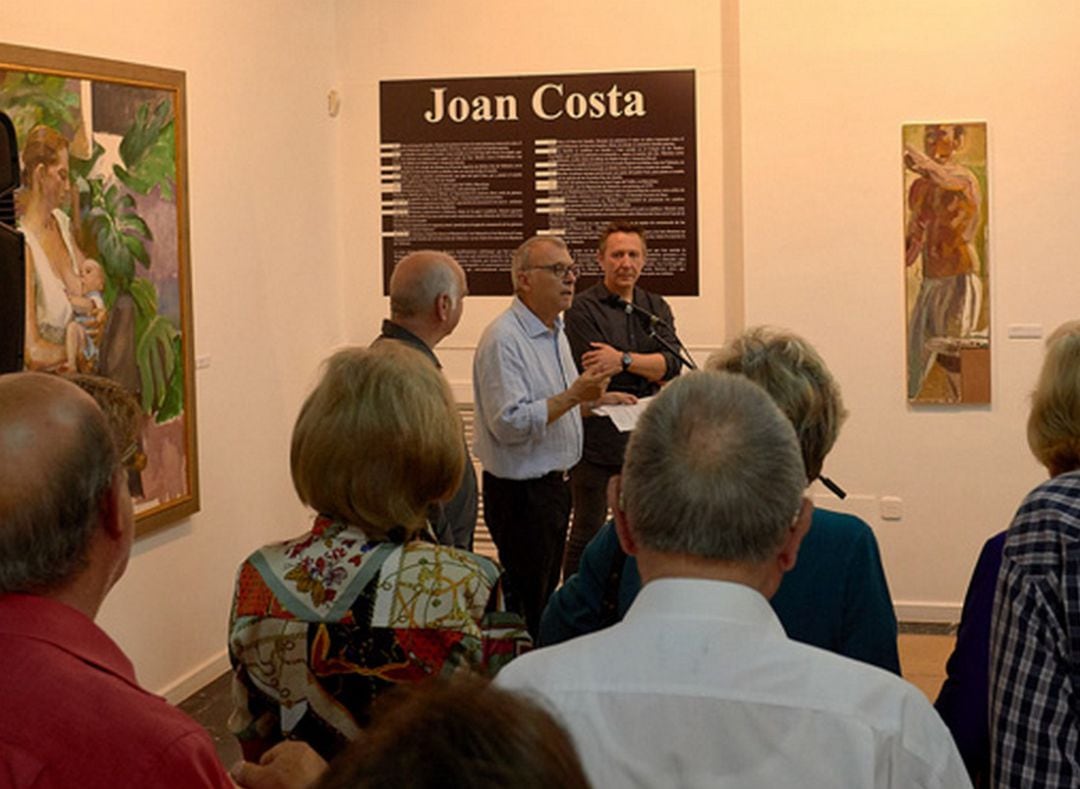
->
[3,1,344,696]
[332,0,736,394]
[339,0,1080,619]
[739,0,1080,617]
[6,0,1080,697]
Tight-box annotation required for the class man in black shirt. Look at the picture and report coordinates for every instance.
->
[562,222,682,577]
[373,250,478,550]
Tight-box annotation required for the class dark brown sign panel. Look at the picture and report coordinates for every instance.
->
[380,70,698,295]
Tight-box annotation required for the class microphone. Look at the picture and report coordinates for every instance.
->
[603,291,697,370]
[604,293,664,326]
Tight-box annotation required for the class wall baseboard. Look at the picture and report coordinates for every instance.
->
[895,601,961,625]
[159,649,231,705]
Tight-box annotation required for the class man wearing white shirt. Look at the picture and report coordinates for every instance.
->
[473,235,625,637]
[497,371,970,789]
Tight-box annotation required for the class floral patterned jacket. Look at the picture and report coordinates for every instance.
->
[228,516,530,760]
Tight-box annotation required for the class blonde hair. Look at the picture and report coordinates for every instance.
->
[1027,320,1080,476]
[290,344,464,539]
[706,327,847,482]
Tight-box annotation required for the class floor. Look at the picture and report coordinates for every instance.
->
[182,626,957,769]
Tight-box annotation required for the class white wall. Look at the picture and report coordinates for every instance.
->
[740,0,1080,617]
[341,0,1080,618]
[9,0,1080,696]
[4,0,344,696]
[333,0,736,399]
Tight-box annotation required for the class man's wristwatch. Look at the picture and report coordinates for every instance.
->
[621,351,633,372]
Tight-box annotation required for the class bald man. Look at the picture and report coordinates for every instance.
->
[373,251,478,549]
[0,373,232,787]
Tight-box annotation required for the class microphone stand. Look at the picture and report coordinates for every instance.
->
[616,298,697,371]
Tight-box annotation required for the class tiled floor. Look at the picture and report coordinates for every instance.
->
[186,629,958,768]
[178,671,242,768]
[898,630,954,701]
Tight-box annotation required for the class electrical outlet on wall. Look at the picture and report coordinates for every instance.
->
[879,496,903,521]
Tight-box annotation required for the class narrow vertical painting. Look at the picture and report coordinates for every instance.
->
[0,44,197,534]
[902,121,990,404]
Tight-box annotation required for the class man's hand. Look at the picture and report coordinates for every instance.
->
[598,391,637,406]
[547,367,610,424]
[581,342,624,377]
[231,741,328,789]
[581,389,637,417]
[568,367,610,405]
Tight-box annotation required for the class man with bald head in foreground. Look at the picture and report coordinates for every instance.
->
[498,371,970,788]
[0,373,232,787]
[374,250,478,549]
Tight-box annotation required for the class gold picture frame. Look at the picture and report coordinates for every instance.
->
[1,43,198,535]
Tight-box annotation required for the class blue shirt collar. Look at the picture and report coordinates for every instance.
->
[511,295,563,338]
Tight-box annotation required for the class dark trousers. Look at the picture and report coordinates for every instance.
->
[482,470,571,638]
[563,460,619,579]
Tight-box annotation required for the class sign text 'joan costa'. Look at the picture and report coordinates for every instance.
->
[380,70,698,296]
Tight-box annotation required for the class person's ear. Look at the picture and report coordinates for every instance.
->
[609,475,639,555]
[435,292,451,322]
[515,268,531,295]
[777,496,813,573]
[97,472,127,541]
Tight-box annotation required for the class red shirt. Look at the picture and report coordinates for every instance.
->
[0,594,233,788]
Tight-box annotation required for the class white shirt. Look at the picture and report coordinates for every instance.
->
[472,297,583,479]
[21,209,79,345]
[498,578,971,789]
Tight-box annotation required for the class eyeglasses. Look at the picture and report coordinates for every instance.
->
[121,441,147,472]
[529,262,580,279]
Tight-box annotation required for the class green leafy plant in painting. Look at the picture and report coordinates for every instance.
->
[115,99,176,201]
[0,71,79,141]
[0,75,183,421]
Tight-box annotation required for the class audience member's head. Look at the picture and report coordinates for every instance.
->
[388,251,467,343]
[314,676,590,789]
[0,372,123,596]
[1027,319,1080,477]
[290,343,464,540]
[66,373,146,471]
[620,371,806,565]
[706,326,847,482]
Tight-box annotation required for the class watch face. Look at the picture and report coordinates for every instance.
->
[622,352,632,370]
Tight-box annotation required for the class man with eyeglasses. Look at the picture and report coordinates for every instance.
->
[561,221,683,578]
[472,235,631,637]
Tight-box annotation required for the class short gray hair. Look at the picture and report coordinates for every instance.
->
[510,236,568,293]
[389,251,463,319]
[0,375,119,593]
[622,371,806,563]
[706,326,847,481]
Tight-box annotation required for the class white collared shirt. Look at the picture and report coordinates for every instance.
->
[498,578,970,789]
[472,297,583,480]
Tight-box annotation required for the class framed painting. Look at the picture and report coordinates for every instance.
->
[902,121,990,404]
[0,43,198,535]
